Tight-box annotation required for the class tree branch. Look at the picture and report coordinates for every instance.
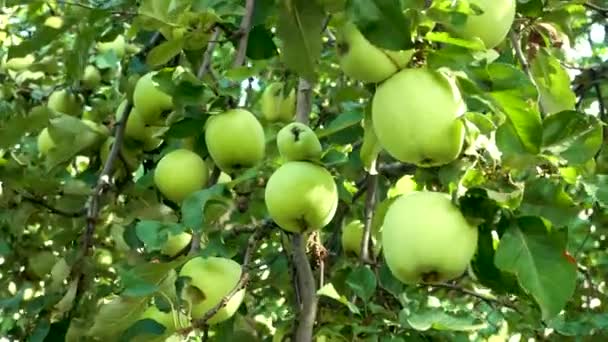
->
[584,2,608,17]
[428,283,521,313]
[20,194,86,218]
[231,0,255,69]
[197,28,221,79]
[360,160,378,265]
[296,78,313,124]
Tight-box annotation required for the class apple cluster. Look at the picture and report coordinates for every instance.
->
[335,0,516,284]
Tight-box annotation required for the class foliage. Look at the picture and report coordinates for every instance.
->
[0,0,607,341]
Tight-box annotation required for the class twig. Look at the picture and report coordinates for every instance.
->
[509,31,531,78]
[584,2,608,17]
[292,234,318,342]
[197,28,221,79]
[231,0,256,69]
[428,283,521,313]
[295,78,313,124]
[593,69,606,119]
[185,221,271,331]
[54,0,134,16]
[20,194,86,218]
[360,161,378,265]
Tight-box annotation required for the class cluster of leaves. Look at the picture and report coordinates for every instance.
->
[0,0,607,341]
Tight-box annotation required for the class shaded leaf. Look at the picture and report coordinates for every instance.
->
[347,0,413,51]
[542,110,603,165]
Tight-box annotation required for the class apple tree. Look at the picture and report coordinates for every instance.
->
[1,0,607,341]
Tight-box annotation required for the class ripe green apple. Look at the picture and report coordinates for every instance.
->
[4,54,35,71]
[450,0,516,49]
[277,122,322,162]
[133,72,174,124]
[96,34,126,58]
[27,251,58,278]
[336,21,414,83]
[48,89,81,116]
[115,100,148,142]
[81,65,101,90]
[382,191,478,284]
[341,220,381,257]
[37,128,56,155]
[265,161,338,233]
[154,149,209,204]
[372,67,466,167]
[260,82,296,122]
[205,109,265,173]
[160,231,192,257]
[179,256,246,325]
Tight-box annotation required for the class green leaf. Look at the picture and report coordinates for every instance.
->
[531,48,576,115]
[120,319,166,342]
[87,297,149,338]
[181,183,227,233]
[317,283,360,315]
[146,39,185,67]
[541,110,603,165]
[494,217,577,320]
[360,109,381,172]
[246,25,278,60]
[346,0,413,51]
[0,106,51,148]
[581,174,608,207]
[135,220,185,252]
[276,0,324,81]
[425,31,486,51]
[315,111,363,139]
[405,308,486,331]
[519,178,578,226]
[346,265,377,302]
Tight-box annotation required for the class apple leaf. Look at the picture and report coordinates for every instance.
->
[494,216,577,321]
[360,109,381,173]
[519,178,579,227]
[541,110,603,165]
[120,319,166,342]
[531,48,576,115]
[346,265,377,303]
[87,297,149,339]
[276,0,324,81]
[135,220,185,252]
[581,174,608,207]
[317,283,360,315]
[181,183,228,233]
[315,111,363,139]
[146,39,185,67]
[346,0,413,51]
[246,25,278,60]
[0,106,51,148]
[404,308,486,331]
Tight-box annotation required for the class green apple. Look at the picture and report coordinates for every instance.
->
[133,72,174,124]
[372,68,466,167]
[260,82,296,122]
[205,109,265,173]
[341,220,381,257]
[27,251,58,278]
[94,248,113,266]
[48,89,81,116]
[115,100,148,142]
[160,231,192,257]
[154,149,209,204]
[37,128,56,155]
[81,65,101,90]
[382,191,478,284]
[133,304,187,342]
[96,34,126,58]
[336,21,414,83]
[81,119,110,139]
[179,256,246,325]
[265,161,338,233]
[450,0,516,49]
[277,122,322,162]
[4,54,35,71]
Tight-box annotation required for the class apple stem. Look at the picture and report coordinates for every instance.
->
[360,164,378,264]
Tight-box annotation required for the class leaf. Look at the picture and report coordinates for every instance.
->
[276,0,324,81]
[346,0,413,51]
[494,217,577,320]
[119,260,183,298]
[581,174,608,207]
[87,297,149,338]
[315,111,364,139]
[519,178,579,226]
[531,48,576,115]
[346,265,377,302]
[135,220,185,252]
[146,39,185,67]
[317,283,360,315]
[120,319,166,342]
[181,183,227,233]
[404,308,486,331]
[425,31,486,51]
[8,25,66,59]
[0,106,51,148]
[360,109,381,172]
[541,110,603,165]
[246,25,278,60]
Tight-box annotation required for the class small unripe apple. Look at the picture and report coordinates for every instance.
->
[27,251,58,279]
[48,89,81,116]
[154,149,209,204]
[37,128,56,155]
[260,82,296,122]
[133,72,174,125]
[96,35,126,58]
[94,248,113,266]
[382,191,478,284]
[160,231,192,257]
[115,100,147,142]
[372,68,466,167]
[341,220,381,257]
[336,21,414,83]
[4,54,35,71]
[450,0,516,49]
[179,257,246,325]
[265,161,338,233]
[205,109,265,173]
[81,65,101,90]
[277,122,322,162]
